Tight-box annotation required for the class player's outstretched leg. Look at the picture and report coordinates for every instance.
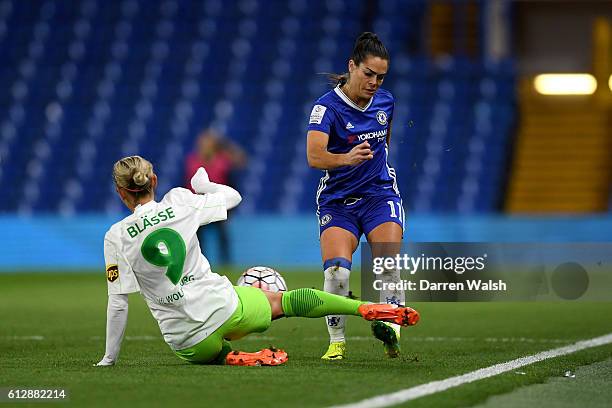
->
[282,288,364,319]
[281,288,419,327]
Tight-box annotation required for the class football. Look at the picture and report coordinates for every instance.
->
[237,266,288,292]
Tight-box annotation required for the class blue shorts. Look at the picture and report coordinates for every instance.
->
[317,194,405,240]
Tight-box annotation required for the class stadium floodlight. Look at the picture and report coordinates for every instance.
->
[533,73,597,95]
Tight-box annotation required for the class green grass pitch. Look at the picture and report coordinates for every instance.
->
[1,270,612,407]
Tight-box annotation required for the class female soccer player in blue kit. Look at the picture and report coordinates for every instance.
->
[307,32,407,360]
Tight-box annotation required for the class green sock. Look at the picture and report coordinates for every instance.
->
[281,288,366,318]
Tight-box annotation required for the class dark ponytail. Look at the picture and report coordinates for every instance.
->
[327,32,389,87]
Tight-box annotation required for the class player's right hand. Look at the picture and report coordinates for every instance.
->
[345,141,373,166]
[191,167,215,193]
[193,167,210,184]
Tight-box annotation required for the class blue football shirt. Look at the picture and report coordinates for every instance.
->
[307,85,400,207]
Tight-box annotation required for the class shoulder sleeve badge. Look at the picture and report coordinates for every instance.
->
[106,264,119,283]
[309,104,327,124]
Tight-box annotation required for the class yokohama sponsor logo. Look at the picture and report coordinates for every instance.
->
[353,129,387,142]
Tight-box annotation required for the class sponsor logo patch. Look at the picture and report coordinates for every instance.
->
[354,128,387,142]
[106,264,119,283]
[376,110,388,125]
[320,214,332,226]
[345,122,354,129]
[309,104,327,124]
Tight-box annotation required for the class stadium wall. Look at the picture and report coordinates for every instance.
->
[1,215,612,272]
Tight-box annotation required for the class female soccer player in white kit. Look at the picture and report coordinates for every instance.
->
[95,156,419,366]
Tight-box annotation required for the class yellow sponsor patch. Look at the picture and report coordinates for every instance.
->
[106,264,119,282]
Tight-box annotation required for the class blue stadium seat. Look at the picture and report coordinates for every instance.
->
[0,0,515,215]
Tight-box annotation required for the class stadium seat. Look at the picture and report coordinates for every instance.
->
[0,0,515,215]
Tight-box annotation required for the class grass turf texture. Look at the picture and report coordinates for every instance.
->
[473,358,612,408]
[1,270,611,408]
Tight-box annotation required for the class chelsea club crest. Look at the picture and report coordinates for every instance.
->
[320,214,332,226]
[376,110,387,126]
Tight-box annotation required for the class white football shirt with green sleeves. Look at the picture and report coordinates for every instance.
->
[103,187,239,351]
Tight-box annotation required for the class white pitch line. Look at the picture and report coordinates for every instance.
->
[86,335,571,344]
[125,335,158,341]
[89,335,159,341]
[330,332,612,408]
[2,336,44,341]
[305,336,569,344]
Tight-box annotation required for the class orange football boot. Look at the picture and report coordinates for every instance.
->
[358,303,420,327]
[225,348,288,366]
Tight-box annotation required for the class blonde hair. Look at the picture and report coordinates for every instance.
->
[112,155,154,195]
